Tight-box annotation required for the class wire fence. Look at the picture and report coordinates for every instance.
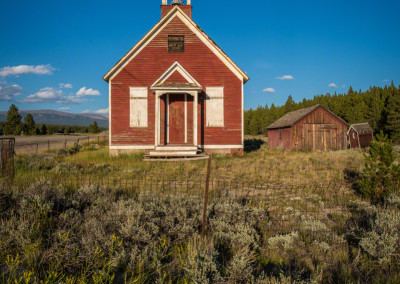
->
[20,173,354,250]
[13,135,108,154]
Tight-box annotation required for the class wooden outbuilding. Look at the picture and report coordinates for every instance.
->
[267,105,348,151]
[348,123,374,148]
[103,0,249,157]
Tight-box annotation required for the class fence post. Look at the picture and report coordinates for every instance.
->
[36,143,38,153]
[65,140,67,149]
[48,140,50,151]
[88,136,89,144]
[77,138,80,145]
[201,155,212,240]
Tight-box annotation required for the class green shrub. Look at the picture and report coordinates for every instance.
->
[358,131,400,202]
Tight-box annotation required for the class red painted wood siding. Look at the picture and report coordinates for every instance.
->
[268,128,292,150]
[110,16,242,146]
[161,5,192,19]
[349,128,359,148]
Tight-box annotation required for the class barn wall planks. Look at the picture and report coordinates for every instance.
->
[111,16,242,147]
[268,128,292,150]
[268,107,348,151]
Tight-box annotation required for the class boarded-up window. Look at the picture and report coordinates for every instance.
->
[206,87,224,127]
[130,87,148,127]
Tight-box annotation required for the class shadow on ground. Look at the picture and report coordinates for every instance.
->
[344,168,362,193]
[244,139,266,153]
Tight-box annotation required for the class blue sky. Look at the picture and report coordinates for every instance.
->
[1,0,399,114]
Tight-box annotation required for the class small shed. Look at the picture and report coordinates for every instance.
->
[267,105,348,151]
[348,123,374,148]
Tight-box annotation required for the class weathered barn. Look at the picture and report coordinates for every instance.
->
[267,105,349,151]
[103,0,249,157]
[348,123,374,148]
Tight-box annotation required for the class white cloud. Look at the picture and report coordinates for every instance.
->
[0,81,23,101]
[21,87,85,104]
[341,84,346,88]
[382,79,390,82]
[0,64,55,77]
[263,88,276,93]
[22,87,63,103]
[275,75,294,80]
[59,83,73,89]
[82,108,109,114]
[328,83,337,88]
[59,107,71,111]
[76,87,100,97]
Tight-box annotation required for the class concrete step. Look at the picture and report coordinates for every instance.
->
[155,146,198,151]
[149,150,198,157]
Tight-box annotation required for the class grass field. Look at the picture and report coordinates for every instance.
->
[1,136,400,283]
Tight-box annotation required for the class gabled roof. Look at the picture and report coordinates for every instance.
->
[151,61,201,87]
[103,6,249,83]
[267,105,348,130]
[348,123,373,134]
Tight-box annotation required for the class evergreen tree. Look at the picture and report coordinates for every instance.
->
[4,104,22,135]
[23,113,36,135]
[284,95,296,114]
[88,121,100,134]
[385,85,400,142]
[41,124,47,135]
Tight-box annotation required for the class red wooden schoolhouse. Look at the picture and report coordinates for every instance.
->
[103,0,249,157]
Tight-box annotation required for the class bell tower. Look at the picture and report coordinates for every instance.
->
[161,0,192,19]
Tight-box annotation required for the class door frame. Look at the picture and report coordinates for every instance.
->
[154,89,200,147]
[165,93,188,145]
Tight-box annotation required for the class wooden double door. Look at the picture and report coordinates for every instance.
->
[302,123,346,151]
[161,94,193,145]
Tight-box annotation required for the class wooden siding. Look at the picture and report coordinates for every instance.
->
[111,16,242,147]
[268,106,348,151]
[349,128,359,148]
[293,107,348,151]
[161,5,192,19]
[268,128,292,150]
[349,128,373,148]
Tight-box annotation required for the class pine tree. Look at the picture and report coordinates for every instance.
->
[23,113,36,135]
[4,104,22,135]
[88,121,100,134]
[284,95,295,114]
[386,85,400,142]
[41,124,47,135]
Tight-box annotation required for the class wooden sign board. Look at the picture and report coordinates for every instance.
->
[168,35,184,52]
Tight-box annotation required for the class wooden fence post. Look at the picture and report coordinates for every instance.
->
[36,143,38,153]
[65,140,67,149]
[48,140,50,151]
[201,155,212,240]
[88,136,90,144]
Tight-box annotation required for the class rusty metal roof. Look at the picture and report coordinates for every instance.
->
[350,123,373,134]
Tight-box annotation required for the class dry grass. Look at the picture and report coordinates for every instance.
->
[57,136,365,186]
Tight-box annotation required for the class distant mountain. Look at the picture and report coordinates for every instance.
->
[0,110,109,128]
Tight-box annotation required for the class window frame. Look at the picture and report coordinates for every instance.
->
[129,87,148,128]
[168,35,185,53]
[206,86,224,127]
